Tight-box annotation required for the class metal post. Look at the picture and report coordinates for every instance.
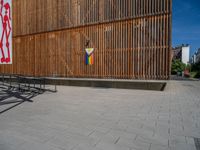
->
[43,78,45,90]
[2,74,4,85]
[55,80,57,92]
[9,75,11,87]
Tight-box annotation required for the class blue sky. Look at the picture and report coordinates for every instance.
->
[173,0,200,56]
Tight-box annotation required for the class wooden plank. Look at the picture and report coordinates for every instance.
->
[1,0,172,80]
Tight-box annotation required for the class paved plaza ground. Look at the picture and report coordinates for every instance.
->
[0,80,200,150]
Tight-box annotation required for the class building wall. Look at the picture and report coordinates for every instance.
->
[182,46,190,64]
[192,54,197,64]
[196,49,200,63]
[0,0,172,80]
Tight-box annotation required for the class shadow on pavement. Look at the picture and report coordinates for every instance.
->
[0,85,40,114]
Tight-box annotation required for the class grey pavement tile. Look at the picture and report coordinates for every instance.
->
[2,126,55,143]
[44,133,77,150]
[186,137,195,145]
[170,134,186,143]
[72,144,101,150]
[0,131,26,149]
[126,125,154,138]
[170,142,197,150]
[136,134,169,147]
[88,130,105,142]
[17,141,63,150]
[95,140,131,150]
[108,129,137,141]
[0,81,200,150]
[0,143,19,150]
[150,144,170,150]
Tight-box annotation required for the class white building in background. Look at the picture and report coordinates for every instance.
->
[191,53,197,64]
[191,48,200,64]
[181,46,190,64]
[196,49,200,63]
[173,44,190,64]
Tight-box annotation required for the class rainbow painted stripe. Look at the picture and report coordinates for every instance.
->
[85,48,94,65]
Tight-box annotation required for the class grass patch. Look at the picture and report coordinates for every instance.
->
[190,72,200,79]
[190,72,198,78]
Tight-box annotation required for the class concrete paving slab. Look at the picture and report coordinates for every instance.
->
[0,80,200,150]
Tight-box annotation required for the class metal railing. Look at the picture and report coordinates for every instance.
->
[0,74,57,93]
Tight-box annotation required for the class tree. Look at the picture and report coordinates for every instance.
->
[171,59,186,75]
[191,61,200,72]
[191,61,200,78]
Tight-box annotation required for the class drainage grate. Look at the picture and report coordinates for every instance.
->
[194,138,200,150]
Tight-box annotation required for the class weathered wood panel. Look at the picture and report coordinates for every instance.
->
[12,0,172,37]
[0,0,172,79]
[2,19,171,79]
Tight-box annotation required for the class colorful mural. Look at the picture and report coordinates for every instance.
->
[0,0,12,64]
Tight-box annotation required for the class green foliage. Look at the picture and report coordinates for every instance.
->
[171,59,186,75]
[191,61,200,72]
[190,72,197,78]
[186,64,191,70]
[194,72,200,78]
[191,62,200,78]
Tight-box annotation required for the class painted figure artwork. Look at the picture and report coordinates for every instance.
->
[85,48,94,65]
[0,0,12,64]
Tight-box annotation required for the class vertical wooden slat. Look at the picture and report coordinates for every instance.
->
[2,0,172,80]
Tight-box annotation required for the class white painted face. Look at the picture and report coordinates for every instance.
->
[85,48,94,56]
[0,0,12,64]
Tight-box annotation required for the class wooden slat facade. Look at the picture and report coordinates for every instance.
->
[0,0,172,79]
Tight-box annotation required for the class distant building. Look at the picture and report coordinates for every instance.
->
[173,44,190,64]
[191,53,197,64]
[196,49,200,63]
[191,48,200,64]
